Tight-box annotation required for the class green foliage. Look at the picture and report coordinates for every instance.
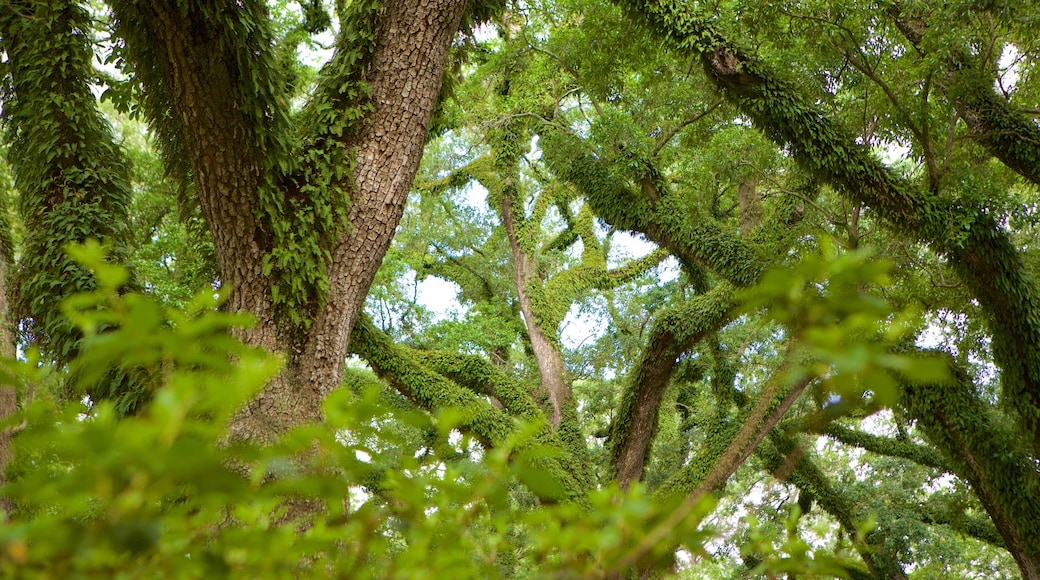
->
[740,242,948,408]
[742,508,870,579]
[3,0,1039,576]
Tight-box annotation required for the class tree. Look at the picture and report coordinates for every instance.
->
[1,0,1039,577]
[1,0,492,429]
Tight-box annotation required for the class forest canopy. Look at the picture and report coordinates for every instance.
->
[1,0,1039,577]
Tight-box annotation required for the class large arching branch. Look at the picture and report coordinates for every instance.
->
[618,0,1040,455]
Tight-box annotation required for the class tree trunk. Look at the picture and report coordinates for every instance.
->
[737,179,761,236]
[299,0,468,406]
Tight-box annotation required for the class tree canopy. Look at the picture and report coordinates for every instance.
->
[1,0,1039,577]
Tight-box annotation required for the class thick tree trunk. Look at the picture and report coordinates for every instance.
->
[135,1,302,443]
[903,373,1040,579]
[300,0,468,404]
[236,0,468,441]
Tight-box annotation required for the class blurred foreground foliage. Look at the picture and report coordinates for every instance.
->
[0,245,718,577]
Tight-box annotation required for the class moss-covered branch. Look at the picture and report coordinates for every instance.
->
[657,367,811,497]
[799,422,951,473]
[901,357,1040,577]
[543,137,765,287]
[410,351,543,422]
[349,316,584,501]
[608,286,734,486]
[917,497,1005,548]
[413,348,594,489]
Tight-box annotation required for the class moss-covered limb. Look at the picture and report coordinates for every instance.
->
[756,437,909,579]
[618,0,1040,453]
[608,286,735,486]
[541,248,669,334]
[484,121,595,472]
[412,348,595,489]
[917,498,1005,548]
[410,350,545,423]
[614,1,923,227]
[886,4,1040,188]
[540,200,580,254]
[543,138,765,288]
[493,140,575,433]
[417,155,498,198]
[591,248,670,292]
[901,362,1040,578]
[541,227,581,255]
[657,368,811,498]
[350,316,515,448]
[349,316,585,501]
[796,422,951,474]
[0,2,134,366]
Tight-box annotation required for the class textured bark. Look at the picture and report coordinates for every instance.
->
[613,328,679,487]
[145,2,275,325]
[299,0,468,407]
[136,2,305,443]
